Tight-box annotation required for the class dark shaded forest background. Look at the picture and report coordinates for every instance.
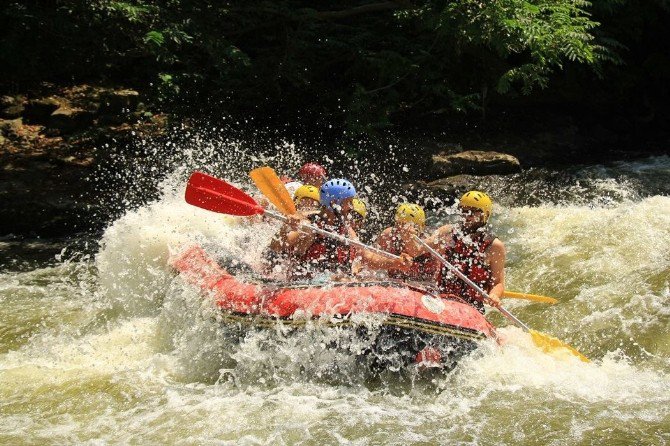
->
[2,0,669,148]
[2,1,670,238]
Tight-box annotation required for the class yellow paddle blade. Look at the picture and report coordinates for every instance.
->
[249,167,297,215]
[530,329,590,363]
[503,291,558,304]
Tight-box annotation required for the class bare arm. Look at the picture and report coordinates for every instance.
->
[270,213,315,257]
[285,229,316,256]
[485,238,506,306]
[374,228,394,251]
[349,227,411,271]
[359,249,412,271]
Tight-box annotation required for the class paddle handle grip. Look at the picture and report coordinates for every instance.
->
[265,210,400,260]
[413,235,531,332]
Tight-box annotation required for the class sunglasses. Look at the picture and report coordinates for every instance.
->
[458,206,484,216]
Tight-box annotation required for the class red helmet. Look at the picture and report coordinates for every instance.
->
[298,163,327,183]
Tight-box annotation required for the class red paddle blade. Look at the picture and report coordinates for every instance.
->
[185,171,265,216]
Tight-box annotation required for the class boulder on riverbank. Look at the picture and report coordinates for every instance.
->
[48,107,96,134]
[23,97,61,124]
[99,89,140,115]
[431,150,521,177]
[0,84,167,237]
[413,174,496,204]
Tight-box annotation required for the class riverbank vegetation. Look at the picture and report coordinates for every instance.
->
[2,1,669,237]
[2,1,669,142]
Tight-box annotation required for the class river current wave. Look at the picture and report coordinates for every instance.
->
[1,151,669,444]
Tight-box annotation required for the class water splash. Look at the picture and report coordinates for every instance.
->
[1,136,669,443]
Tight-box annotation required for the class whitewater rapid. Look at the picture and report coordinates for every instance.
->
[1,155,669,444]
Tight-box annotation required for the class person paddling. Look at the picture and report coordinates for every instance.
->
[349,198,367,233]
[297,163,327,188]
[375,203,438,282]
[406,191,505,312]
[263,184,320,274]
[271,163,326,196]
[293,184,321,213]
[267,179,412,280]
[284,180,303,198]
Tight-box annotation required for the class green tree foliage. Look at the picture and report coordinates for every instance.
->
[2,1,665,135]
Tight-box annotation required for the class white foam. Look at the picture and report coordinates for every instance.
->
[95,174,277,315]
[2,156,670,444]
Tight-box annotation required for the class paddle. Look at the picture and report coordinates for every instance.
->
[503,291,557,304]
[393,280,556,304]
[249,166,297,215]
[185,171,399,260]
[248,166,402,260]
[185,171,264,215]
[250,167,559,305]
[413,235,590,362]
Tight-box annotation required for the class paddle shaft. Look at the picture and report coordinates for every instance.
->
[264,210,400,260]
[380,278,555,304]
[413,235,531,332]
[249,166,399,261]
[502,291,557,304]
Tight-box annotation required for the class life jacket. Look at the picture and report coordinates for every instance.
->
[261,246,290,276]
[384,227,438,281]
[437,227,496,313]
[294,213,353,279]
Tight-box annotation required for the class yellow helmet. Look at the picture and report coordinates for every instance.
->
[395,203,426,228]
[459,191,493,221]
[293,185,320,203]
[352,198,367,219]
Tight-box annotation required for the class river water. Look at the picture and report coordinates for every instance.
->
[1,149,669,444]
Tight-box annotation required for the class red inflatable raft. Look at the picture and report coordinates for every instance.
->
[170,245,498,370]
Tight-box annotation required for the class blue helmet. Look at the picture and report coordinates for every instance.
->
[320,179,357,210]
